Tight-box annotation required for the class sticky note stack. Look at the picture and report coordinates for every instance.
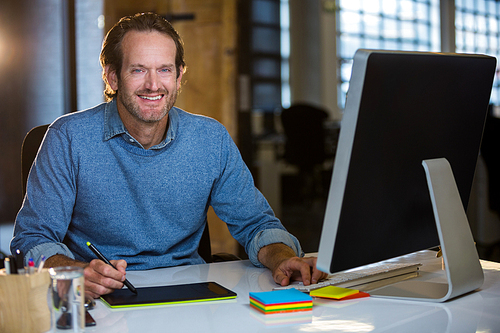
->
[249,289,313,314]
[310,286,370,301]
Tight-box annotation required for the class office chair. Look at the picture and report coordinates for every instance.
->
[21,124,239,263]
[281,103,328,200]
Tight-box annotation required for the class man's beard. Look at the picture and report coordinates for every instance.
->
[117,84,178,123]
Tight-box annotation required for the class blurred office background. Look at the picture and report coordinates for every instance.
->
[1,0,500,262]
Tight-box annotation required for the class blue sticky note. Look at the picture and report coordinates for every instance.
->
[250,289,312,305]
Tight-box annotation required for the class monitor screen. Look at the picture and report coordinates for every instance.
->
[317,50,496,274]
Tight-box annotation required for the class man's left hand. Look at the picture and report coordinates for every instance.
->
[272,255,328,286]
[258,243,328,286]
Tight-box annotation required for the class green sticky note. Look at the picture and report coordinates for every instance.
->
[310,286,359,300]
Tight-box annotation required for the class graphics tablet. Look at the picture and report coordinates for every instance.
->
[101,281,237,308]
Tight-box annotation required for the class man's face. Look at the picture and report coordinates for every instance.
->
[108,30,182,124]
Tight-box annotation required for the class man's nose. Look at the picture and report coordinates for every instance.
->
[145,71,160,91]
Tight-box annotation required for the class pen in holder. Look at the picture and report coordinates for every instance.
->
[0,268,51,333]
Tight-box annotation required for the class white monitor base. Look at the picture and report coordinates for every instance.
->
[370,158,483,302]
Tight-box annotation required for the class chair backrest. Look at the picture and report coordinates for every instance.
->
[281,103,328,169]
[20,124,214,263]
[21,124,49,197]
[199,222,213,263]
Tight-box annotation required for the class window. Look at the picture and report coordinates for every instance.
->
[336,0,440,109]
[251,0,282,113]
[455,0,500,105]
[281,0,291,108]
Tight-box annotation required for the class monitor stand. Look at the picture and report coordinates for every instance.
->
[370,158,484,302]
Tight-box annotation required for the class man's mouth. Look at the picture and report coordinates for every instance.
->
[139,95,163,101]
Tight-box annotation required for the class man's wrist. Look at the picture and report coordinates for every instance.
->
[257,243,296,272]
[249,228,304,268]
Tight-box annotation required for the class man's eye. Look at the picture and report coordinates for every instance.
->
[132,69,143,73]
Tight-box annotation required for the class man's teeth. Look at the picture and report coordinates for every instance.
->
[140,95,162,101]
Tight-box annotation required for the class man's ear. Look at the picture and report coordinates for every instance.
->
[176,66,184,90]
[105,65,119,91]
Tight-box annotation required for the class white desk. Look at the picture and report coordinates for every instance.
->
[86,250,500,333]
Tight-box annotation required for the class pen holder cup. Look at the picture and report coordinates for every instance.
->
[0,268,51,333]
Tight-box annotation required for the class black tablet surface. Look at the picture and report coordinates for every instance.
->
[101,281,237,308]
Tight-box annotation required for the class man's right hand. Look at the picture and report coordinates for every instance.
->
[84,258,128,299]
[45,254,128,299]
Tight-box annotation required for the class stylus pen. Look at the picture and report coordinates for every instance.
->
[86,241,138,294]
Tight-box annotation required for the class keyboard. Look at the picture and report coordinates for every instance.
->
[273,262,422,293]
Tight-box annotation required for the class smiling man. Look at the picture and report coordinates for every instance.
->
[11,12,326,299]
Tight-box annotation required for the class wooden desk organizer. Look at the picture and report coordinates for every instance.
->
[0,268,51,333]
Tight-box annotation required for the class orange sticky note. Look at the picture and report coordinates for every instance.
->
[340,291,370,300]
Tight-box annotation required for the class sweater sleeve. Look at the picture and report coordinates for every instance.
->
[11,124,77,266]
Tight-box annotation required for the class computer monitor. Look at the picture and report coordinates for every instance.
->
[317,49,496,302]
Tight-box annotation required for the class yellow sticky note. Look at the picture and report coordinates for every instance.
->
[310,286,359,300]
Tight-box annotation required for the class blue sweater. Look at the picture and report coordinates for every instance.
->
[11,100,302,270]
